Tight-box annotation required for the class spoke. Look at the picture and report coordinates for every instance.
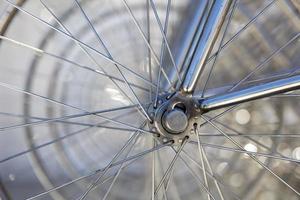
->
[102,127,141,200]
[194,125,210,200]
[146,0,153,102]
[157,144,169,200]
[112,141,172,171]
[154,0,171,108]
[164,156,175,192]
[90,154,140,195]
[201,0,239,97]
[41,0,150,109]
[200,115,300,196]
[181,150,240,200]
[204,115,296,167]
[5,0,155,87]
[26,141,170,200]
[163,171,173,199]
[121,0,175,89]
[0,35,149,93]
[89,145,152,194]
[149,0,182,84]
[0,117,138,163]
[151,138,156,200]
[206,0,278,64]
[213,120,295,160]
[197,147,225,200]
[158,147,176,199]
[241,67,300,86]
[0,81,155,135]
[229,33,300,92]
[47,53,149,93]
[0,104,139,132]
[77,127,143,200]
[199,105,240,127]
[179,155,217,200]
[154,137,188,197]
[0,111,138,132]
[41,0,148,121]
[0,126,90,163]
[190,142,300,163]
[72,0,151,121]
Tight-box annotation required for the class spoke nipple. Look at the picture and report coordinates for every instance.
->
[162,138,168,143]
[193,123,198,129]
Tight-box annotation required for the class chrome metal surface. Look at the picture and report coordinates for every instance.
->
[148,92,200,145]
[0,0,300,199]
[181,0,233,93]
[165,0,208,90]
[199,75,300,111]
[162,108,188,134]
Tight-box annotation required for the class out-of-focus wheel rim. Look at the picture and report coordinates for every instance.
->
[0,0,299,200]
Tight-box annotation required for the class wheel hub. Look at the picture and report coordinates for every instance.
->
[162,108,188,134]
[148,92,201,144]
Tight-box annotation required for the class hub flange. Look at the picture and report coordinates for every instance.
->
[148,92,201,145]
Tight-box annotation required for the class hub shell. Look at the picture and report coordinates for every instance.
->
[148,92,201,144]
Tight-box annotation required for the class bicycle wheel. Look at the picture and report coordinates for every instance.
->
[0,0,299,199]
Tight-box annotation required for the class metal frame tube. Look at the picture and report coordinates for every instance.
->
[181,0,233,93]
[199,75,300,111]
[163,0,210,91]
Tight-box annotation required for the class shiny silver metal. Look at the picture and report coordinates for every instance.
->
[1,0,300,199]
[166,0,208,90]
[162,108,188,134]
[148,92,199,145]
[199,75,300,111]
[180,0,233,93]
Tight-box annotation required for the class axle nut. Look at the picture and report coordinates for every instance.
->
[162,109,188,134]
